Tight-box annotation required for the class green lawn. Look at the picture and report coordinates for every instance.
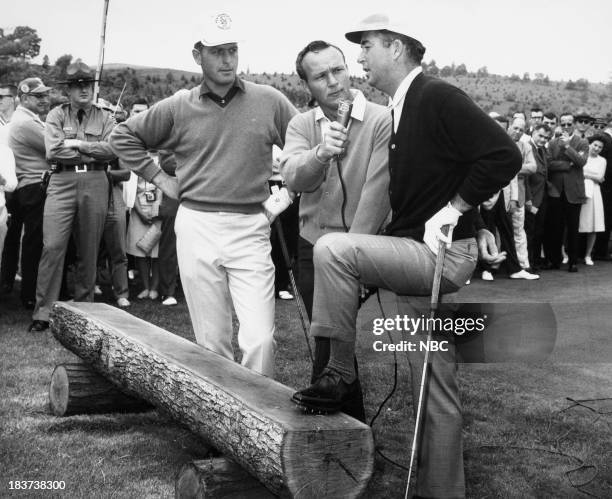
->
[1,272,611,498]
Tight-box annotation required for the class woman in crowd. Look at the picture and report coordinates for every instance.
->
[579,135,608,265]
[126,157,163,299]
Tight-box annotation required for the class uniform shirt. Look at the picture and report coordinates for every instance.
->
[8,105,48,189]
[45,103,116,165]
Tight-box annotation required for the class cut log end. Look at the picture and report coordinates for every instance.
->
[175,458,276,499]
[49,363,152,416]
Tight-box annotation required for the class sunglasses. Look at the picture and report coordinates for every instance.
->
[560,123,573,127]
[593,124,606,130]
[576,119,591,124]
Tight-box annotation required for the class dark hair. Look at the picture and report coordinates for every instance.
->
[533,124,551,134]
[493,115,509,124]
[543,111,557,121]
[194,41,204,51]
[588,133,607,145]
[378,30,426,64]
[560,112,574,120]
[530,107,543,114]
[295,40,346,81]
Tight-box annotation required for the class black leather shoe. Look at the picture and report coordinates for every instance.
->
[22,300,35,310]
[541,261,561,270]
[28,320,49,332]
[292,368,359,414]
[568,264,578,273]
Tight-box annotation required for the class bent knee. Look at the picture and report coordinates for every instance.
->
[313,233,353,266]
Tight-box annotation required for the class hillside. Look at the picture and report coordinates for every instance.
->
[100,63,612,119]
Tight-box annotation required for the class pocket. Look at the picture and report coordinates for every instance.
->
[442,239,478,289]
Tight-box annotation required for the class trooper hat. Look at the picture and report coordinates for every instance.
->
[18,77,52,96]
[345,12,423,45]
[60,59,98,84]
[195,11,243,47]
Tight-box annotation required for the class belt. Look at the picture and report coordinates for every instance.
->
[56,163,107,173]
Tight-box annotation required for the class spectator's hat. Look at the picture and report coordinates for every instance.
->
[345,12,423,44]
[60,59,97,84]
[593,117,607,127]
[195,12,243,47]
[574,109,593,123]
[0,85,17,97]
[18,77,51,96]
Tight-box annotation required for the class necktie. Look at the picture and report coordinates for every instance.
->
[77,109,85,125]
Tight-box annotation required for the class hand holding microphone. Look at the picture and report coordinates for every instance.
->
[314,98,353,163]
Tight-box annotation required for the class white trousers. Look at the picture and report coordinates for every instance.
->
[511,205,530,269]
[175,206,276,377]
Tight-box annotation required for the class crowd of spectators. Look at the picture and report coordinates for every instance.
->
[1,71,611,332]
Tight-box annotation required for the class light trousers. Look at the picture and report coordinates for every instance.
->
[175,206,276,377]
[311,232,477,498]
[511,205,530,268]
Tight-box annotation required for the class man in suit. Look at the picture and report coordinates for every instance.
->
[544,113,588,272]
[292,13,521,498]
[525,124,552,270]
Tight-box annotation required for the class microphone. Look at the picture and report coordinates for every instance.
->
[337,98,353,128]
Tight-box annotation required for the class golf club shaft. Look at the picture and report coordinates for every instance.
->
[405,226,450,498]
[273,217,314,363]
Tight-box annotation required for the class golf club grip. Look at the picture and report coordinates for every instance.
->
[430,225,450,312]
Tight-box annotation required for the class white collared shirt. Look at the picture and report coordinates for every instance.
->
[389,66,423,133]
[315,89,367,140]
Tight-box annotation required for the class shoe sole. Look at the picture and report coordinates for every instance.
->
[291,394,342,414]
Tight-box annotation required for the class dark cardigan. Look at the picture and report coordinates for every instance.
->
[385,73,522,241]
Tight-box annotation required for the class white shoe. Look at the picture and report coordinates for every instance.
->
[116,297,130,308]
[481,271,494,281]
[137,289,149,299]
[585,256,594,266]
[128,270,135,280]
[278,290,294,300]
[94,285,103,296]
[162,296,178,306]
[465,279,471,285]
[148,290,159,300]
[562,256,569,265]
[510,269,540,280]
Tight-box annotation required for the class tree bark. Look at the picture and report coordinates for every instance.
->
[49,362,152,416]
[50,302,373,498]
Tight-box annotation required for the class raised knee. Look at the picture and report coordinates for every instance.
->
[313,233,351,266]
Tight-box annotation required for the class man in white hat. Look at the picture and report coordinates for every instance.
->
[110,12,297,377]
[292,13,521,498]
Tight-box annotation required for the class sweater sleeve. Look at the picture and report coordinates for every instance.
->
[439,90,522,207]
[280,113,329,193]
[274,91,298,149]
[110,96,178,182]
[350,111,391,234]
[15,120,46,156]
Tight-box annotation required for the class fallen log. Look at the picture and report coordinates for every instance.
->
[176,458,275,499]
[49,362,152,416]
[50,302,373,498]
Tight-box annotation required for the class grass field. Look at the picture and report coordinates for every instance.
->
[1,267,611,498]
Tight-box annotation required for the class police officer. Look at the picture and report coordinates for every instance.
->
[29,60,116,332]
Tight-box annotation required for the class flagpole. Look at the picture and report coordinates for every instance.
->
[93,0,110,103]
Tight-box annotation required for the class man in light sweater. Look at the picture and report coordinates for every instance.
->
[8,77,52,310]
[280,40,391,420]
[110,12,297,377]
